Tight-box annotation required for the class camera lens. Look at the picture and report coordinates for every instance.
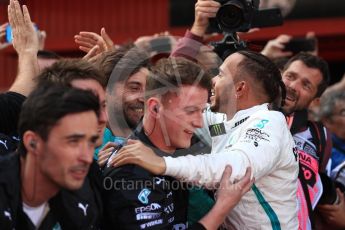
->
[217,1,244,32]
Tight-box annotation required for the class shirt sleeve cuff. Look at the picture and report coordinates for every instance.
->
[163,156,178,177]
[170,30,204,61]
[185,30,204,43]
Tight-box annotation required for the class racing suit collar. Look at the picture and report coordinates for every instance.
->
[132,122,175,158]
[230,103,269,122]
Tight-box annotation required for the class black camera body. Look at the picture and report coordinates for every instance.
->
[213,0,259,33]
[209,0,282,34]
[209,0,283,59]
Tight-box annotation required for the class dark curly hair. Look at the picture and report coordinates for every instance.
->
[237,50,286,109]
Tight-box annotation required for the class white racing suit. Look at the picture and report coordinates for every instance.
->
[164,104,299,229]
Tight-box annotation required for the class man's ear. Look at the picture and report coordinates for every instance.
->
[235,81,247,98]
[147,97,161,118]
[23,131,43,155]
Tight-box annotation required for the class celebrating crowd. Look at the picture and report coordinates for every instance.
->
[1,0,345,229]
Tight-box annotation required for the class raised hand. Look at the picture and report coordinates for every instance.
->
[7,0,39,96]
[306,31,319,56]
[191,0,221,37]
[8,0,39,55]
[261,34,293,59]
[82,45,100,62]
[74,27,114,54]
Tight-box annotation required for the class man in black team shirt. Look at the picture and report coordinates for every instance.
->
[37,59,107,229]
[0,84,100,229]
[102,57,252,229]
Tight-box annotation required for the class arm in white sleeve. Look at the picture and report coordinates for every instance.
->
[164,111,286,188]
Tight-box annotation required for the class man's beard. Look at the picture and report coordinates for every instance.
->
[123,102,144,129]
[210,101,219,112]
[283,87,298,115]
[210,93,220,112]
[124,112,142,129]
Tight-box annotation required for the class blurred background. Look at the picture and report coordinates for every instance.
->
[0,0,344,90]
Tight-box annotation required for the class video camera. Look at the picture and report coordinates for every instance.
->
[209,0,283,60]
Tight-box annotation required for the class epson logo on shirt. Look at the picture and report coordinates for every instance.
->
[135,203,161,213]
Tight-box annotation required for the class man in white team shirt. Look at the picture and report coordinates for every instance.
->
[112,50,299,229]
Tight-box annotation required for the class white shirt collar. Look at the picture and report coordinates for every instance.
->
[229,103,269,122]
